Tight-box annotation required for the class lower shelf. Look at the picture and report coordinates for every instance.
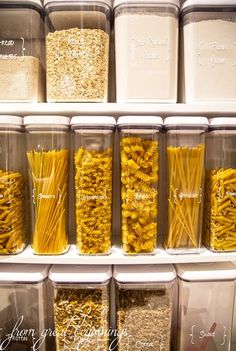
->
[0,245,236,264]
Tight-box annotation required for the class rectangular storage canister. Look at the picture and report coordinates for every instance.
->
[0,264,49,351]
[71,116,115,255]
[45,0,112,102]
[204,118,236,252]
[49,265,112,351]
[114,264,176,351]
[180,0,236,103]
[117,116,162,255]
[164,117,208,254]
[24,116,70,255]
[176,262,236,351]
[114,0,179,103]
[0,0,45,102]
[0,116,26,255]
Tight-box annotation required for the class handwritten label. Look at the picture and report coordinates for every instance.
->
[174,188,202,203]
[129,37,170,64]
[190,325,227,346]
[32,188,62,204]
[196,41,236,67]
[0,38,25,60]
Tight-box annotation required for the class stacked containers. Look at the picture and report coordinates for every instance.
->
[114,0,179,102]
[164,117,208,254]
[204,118,236,252]
[180,0,236,103]
[0,117,26,255]
[71,116,116,255]
[114,264,176,351]
[176,262,236,351]
[24,116,70,255]
[49,265,112,351]
[117,116,162,255]
[0,0,45,102]
[0,264,49,351]
[45,0,112,102]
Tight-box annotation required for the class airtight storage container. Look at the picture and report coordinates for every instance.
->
[49,265,112,351]
[45,0,112,102]
[71,116,116,255]
[114,264,176,351]
[114,0,179,103]
[180,0,236,103]
[164,117,208,254]
[0,264,49,351]
[0,116,26,255]
[204,118,236,252]
[0,0,45,102]
[24,116,70,255]
[117,116,162,255]
[176,262,236,351]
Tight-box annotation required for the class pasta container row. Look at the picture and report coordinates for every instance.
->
[0,0,236,103]
[1,115,236,256]
[0,263,235,351]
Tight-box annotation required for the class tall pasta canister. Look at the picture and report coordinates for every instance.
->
[164,117,208,254]
[45,0,112,102]
[71,116,116,255]
[0,116,26,255]
[24,116,70,255]
[117,116,162,255]
[204,118,236,252]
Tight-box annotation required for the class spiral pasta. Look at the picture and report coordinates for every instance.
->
[120,136,158,254]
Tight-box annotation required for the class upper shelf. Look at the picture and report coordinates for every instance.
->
[0,102,236,117]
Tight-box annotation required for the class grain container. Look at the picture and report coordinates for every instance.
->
[204,118,236,252]
[164,117,208,254]
[0,0,45,102]
[24,116,70,255]
[71,116,115,255]
[180,0,236,103]
[0,264,49,351]
[117,116,162,255]
[49,265,112,351]
[114,0,179,103]
[45,0,112,102]
[176,262,236,351]
[0,116,26,255]
[114,264,176,351]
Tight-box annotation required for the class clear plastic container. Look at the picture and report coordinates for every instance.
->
[0,0,45,102]
[71,116,116,255]
[117,116,162,255]
[0,263,49,351]
[204,118,236,252]
[114,0,179,103]
[24,116,70,255]
[45,0,112,102]
[0,116,26,255]
[49,264,112,351]
[176,262,236,351]
[114,264,176,351]
[180,0,236,103]
[164,117,208,254]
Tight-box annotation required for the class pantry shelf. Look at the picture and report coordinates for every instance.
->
[0,102,236,117]
[1,245,236,264]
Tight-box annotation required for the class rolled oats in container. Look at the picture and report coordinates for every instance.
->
[45,0,112,102]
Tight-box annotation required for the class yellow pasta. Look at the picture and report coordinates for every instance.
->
[166,144,205,250]
[121,136,158,254]
[203,168,236,251]
[27,149,69,254]
[74,147,112,254]
[0,170,25,254]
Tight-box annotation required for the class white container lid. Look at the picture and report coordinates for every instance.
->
[182,0,236,11]
[44,0,112,8]
[113,264,176,283]
[0,115,23,125]
[176,262,236,282]
[49,265,112,283]
[164,116,208,128]
[114,0,180,9]
[0,264,49,283]
[24,116,70,126]
[71,116,116,127]
[209,117,236,128]
[2,0,43,8]
[117,116,163,127]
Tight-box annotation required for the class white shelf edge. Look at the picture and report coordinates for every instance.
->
[0,245,236,264]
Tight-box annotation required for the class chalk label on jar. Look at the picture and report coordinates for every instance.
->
[0,37,25,60]
[128,37,170,64]
[196,41,236,68]
[32,188,62,204]
[174,188,202,203]
[190,324,227,346]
